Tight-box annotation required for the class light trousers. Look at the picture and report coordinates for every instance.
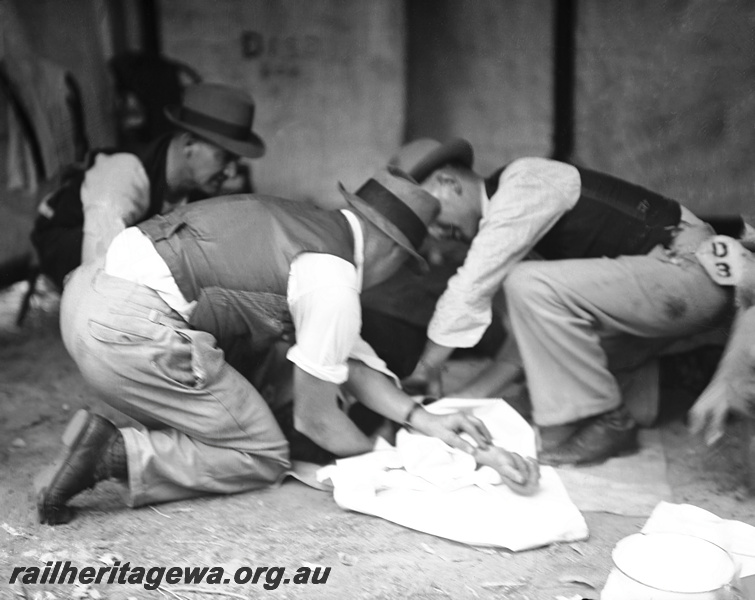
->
[60,265,290,507]
[504,223,732,427]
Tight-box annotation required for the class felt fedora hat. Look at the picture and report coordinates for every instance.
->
[165,83,266,159]
[339,166,440,272]
[389,138,474,183]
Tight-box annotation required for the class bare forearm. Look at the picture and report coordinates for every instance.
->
[418,340,454,373]
[292,366,373,457]
[344,360,419,425]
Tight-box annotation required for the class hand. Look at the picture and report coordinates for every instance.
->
[402,361,444,397]
[475,447,540,495]
[410,409,492,454]
[688,389,729,446]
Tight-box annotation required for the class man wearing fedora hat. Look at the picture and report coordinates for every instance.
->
[36,166,539,525]
[392,138,732,466]
[31,82,266,290]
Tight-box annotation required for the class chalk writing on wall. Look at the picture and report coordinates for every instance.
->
[241,31,351,78]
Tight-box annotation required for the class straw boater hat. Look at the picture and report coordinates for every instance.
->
[339,166,440,272]
[388,138,474,183]
[165,83,266,159]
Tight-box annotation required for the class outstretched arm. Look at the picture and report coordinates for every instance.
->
[292,366,374,457]
[345,359,490,453]
[347,360,540,493]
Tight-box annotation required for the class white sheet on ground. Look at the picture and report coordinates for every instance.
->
[317,398,589,551]
[641,502,755,578]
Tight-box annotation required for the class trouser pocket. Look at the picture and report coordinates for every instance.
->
[152,327,224,390]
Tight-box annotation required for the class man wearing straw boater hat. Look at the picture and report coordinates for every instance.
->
[36,166,540,525]
[31,83,266,289]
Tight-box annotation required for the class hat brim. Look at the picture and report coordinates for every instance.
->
[338,184,429,274]
[408,138,473,182]
[164,105,266,159]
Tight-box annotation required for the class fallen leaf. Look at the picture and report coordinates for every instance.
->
[480,580,526,590]
[464,585,479,598]
[98,553,123,566]
[557,574,596,588]
[2,523,23,537]
[569,543,584,555]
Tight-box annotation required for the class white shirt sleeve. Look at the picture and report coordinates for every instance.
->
[286,252,363,384]
[80,153,150,264]
[428,157,581,348]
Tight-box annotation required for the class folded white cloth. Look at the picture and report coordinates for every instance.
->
[318,398,588,551]
[641,502,755,578]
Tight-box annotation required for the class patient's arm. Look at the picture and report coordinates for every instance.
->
[473,445,540,495]
[345,360,491,453]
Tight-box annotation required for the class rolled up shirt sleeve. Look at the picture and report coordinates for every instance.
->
[428,157,581,348]
[286,253,363,384]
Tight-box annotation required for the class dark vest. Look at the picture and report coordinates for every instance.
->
[138,195,355,349]
[485,163,682,259]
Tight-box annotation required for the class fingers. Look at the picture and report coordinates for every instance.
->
[456,415,492,450]
[500,454,540,496]
[443,432,474,454]
[689,404,726,446]
[704,411,726,446]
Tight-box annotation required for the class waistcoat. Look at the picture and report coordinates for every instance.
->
[485,163,682,259]
[138,195,355,349]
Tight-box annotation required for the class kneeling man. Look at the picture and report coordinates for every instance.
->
[38,166,539,525]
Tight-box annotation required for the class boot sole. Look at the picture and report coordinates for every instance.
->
[541,438,640,467]
[35,409,92,524]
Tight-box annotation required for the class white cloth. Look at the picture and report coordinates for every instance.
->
[602,502,755,598]
[318,398,589,551]
[641,502,755,578]
[428,158,581,348]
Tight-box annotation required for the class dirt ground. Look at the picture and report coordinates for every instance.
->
[1,281,754,600]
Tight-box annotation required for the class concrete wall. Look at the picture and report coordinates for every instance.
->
[576,0,755,215]
[9,0,115,147]
[2,0,755,229]
[161,0,405,207]
[405,0,554,176]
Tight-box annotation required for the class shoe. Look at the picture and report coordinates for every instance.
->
[539,406,639,466]
[36,409,118,525]
[537,423,580,452]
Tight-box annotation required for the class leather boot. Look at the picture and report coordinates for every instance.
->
[538,405,639,466]
[36,409,126,525]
